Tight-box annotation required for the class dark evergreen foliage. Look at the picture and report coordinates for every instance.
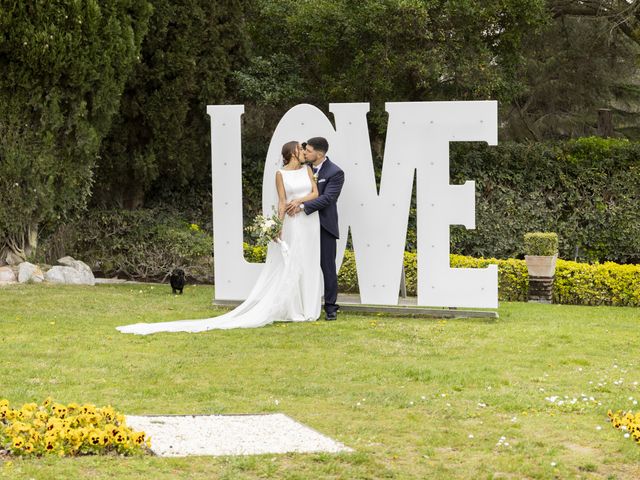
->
[94,0,247,208]
[0,0,152,260]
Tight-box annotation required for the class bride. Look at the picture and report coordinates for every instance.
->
[116,141,323,334]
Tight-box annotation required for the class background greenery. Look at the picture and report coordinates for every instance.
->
[0,0,152,260]
[38,135,640,279]
[2,0,640,273]
[1,283,639,479]
[448,137,640,263]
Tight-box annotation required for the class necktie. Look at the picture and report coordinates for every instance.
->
[312,166,318,174]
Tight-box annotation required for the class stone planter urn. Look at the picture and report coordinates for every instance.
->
[524,232,559,304]
[524,254,557,278]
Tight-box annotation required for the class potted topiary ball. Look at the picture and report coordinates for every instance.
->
[524,232,559,278]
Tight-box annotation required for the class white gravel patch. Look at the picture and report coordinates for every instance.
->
[126,414,353,457]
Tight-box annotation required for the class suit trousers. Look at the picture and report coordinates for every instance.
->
[320,226,339,315]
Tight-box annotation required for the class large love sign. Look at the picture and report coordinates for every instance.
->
[208,101,498,308]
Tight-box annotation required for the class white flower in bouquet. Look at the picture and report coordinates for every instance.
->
[245,209,283,247]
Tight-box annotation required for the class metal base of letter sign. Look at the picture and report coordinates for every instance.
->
[213,294,498,320]
[528,276,554,304]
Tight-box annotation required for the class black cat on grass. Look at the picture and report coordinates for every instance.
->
[170,268,185,294]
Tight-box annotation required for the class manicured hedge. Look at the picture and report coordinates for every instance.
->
[554,259,640,307]
[447,137,640,263]
[244,244,640,307]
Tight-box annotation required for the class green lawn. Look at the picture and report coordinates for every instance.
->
[1,283,639,479]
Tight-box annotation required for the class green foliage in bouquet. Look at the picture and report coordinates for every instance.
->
[245,211,283,247]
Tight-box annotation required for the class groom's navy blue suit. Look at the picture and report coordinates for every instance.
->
[303,157,344,316]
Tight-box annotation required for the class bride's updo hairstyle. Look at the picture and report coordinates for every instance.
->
[281,141,299,166]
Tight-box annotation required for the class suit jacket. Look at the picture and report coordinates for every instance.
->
[303,157,344,239]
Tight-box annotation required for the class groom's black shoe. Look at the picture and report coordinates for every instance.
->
[326,312,337,321]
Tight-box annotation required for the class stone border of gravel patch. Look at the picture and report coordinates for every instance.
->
[125,413,353,457]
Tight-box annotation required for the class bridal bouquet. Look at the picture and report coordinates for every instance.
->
[245,210,283,247]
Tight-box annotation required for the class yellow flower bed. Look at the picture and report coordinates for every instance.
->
[0,398,150,457]
[608,410,640,444]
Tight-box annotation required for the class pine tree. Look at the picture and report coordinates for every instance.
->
[0,0,152,261]
[95,0,247,209]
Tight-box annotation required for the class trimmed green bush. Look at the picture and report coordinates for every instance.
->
[524,232,559,256]
[554,259,640,307]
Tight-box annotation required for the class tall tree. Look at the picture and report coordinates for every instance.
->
[504,8,640,140]
[0,0,152,262]
[232,0,549,215]
[94,0,247,209]
[550,0,640,47]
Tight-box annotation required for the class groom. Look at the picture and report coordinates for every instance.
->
[286,137,345,321]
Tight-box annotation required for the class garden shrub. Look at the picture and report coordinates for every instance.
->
[554,259,640,306]
[524,232,559,256]
[39,209,212,282]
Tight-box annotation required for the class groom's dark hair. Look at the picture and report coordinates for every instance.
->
[306,137,329,154]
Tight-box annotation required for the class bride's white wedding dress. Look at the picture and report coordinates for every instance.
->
[116,167,322,334]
